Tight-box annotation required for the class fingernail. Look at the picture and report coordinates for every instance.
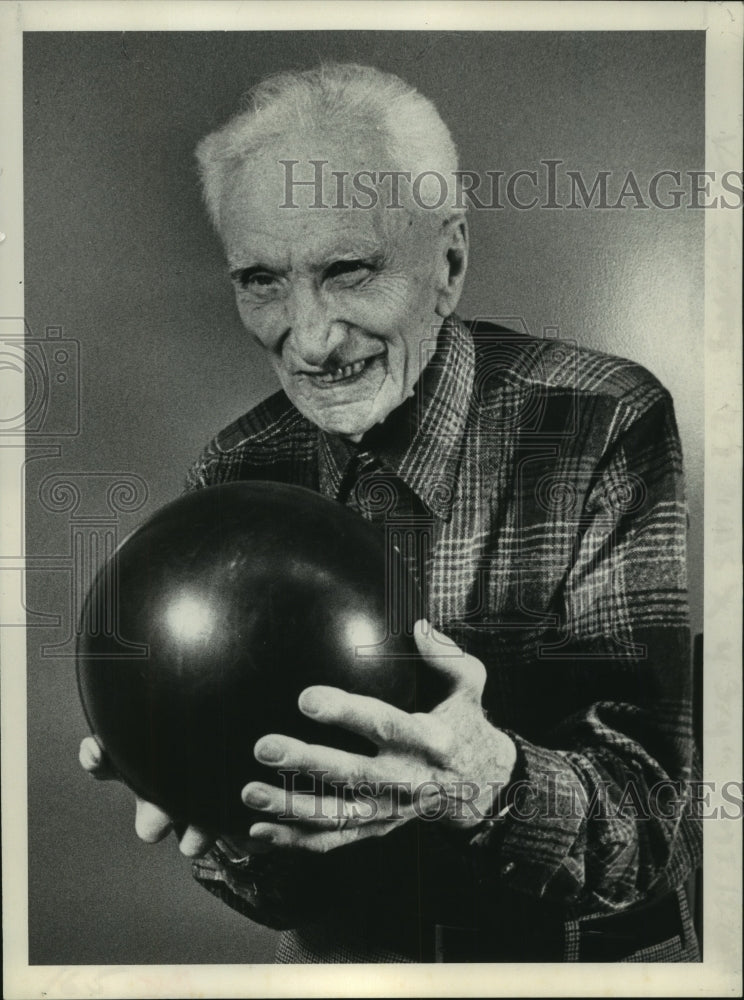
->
[299,690,321,715]
[256,740,283,763]
[249,824,277,844]
[431,625,454,643]
[243,786,270,808]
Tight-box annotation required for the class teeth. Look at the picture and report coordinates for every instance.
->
[318,358,368,383]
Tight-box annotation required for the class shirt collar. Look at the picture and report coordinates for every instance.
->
[318,315,475,520]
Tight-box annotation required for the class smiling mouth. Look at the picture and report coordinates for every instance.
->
[310,353,384,386]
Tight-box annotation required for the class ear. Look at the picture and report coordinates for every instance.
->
[434,213,469,319]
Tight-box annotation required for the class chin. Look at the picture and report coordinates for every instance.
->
[315,415,375,440]
[297,394,404,440]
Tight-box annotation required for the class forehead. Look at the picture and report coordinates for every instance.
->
[222,194,390,267]
[219,134,420,267]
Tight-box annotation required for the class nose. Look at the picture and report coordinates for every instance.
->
[286,281,346,368]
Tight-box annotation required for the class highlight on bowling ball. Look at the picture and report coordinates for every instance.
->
[76,480,431,836]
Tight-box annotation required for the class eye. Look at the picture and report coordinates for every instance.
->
[324,259,373,284]
[230,268,281,299]
[246,272,276,287]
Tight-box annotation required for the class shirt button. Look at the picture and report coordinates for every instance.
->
[501,861,516,877]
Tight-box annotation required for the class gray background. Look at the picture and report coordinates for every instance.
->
[23,31,704,964]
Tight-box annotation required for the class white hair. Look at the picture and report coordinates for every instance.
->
[195,62,461,231]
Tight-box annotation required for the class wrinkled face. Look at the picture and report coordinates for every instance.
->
[218,137,465,440]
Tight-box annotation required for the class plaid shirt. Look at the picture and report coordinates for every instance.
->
[188,316,701,961]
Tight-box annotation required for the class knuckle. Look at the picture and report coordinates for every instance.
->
[422,719,453,760]
[464,653,487,691]
[347,758,371,787]
[347,769,366,791]
[411,712,437,744]
[374,713,398,745]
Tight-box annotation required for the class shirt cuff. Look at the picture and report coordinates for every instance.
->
[192,848,271,924]
[192,839,336,930]
[471,734,585,899]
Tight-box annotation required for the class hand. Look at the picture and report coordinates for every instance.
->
[241,620,517,854]
[78,736,214,858]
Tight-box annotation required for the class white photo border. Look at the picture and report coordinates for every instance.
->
[2,2,741,997]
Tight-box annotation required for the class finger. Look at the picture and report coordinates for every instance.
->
[215,834,275,858]
[243,781,339,825]
[413,620,486,696]
[177,825,213,858]
[134,797,173,843]
[242,780,417,827]
[248,816,402,853]
[298,686,432,750]
[79,736,118,780]
[254,734,383,787]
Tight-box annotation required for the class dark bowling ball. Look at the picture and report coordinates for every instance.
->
[76,480,429,836]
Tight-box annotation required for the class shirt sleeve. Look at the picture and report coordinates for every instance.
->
[472,389,702,914]
[191,839,334,930]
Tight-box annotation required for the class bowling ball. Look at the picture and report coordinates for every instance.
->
[76,480,431,836]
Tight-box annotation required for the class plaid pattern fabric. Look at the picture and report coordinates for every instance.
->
[188,316,701,961]
[275,926,417,964]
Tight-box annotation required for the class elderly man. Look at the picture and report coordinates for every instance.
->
[80,63,701,963]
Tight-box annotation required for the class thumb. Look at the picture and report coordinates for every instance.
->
[413,620,486,697]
